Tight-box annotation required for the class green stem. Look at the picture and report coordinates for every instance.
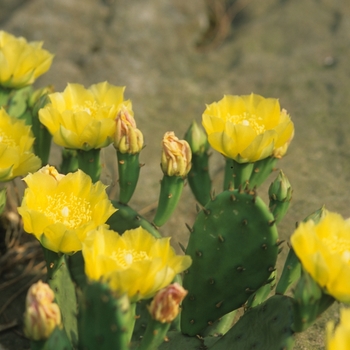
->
[224,158,253,190]
[153,176,184,227]
[201,310,237,337]
[117,151,141,204]
[108,201,161,238]
[249,156,278,188]
[137,318,171,350]
[187,152,211,206]
[76,148,101,182]
[127,303,137,344]
[60,149,79,174]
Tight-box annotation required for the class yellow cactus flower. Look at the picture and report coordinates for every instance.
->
[24,280,61,341]
[326,308,350,350]
[0,31,53,88]
[202,94,294,163]
[291,211,350,303]
[0,108,41,181]
[148,283,188,323]
[114,106,143,154]
[161,131,192,177]
[82,225,192,302]
[17,166,116,253]
[39,82,132,150]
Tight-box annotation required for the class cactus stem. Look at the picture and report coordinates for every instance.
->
[178,242,186,253]
[218,234,224,242]
[185,223,194,233]
[268,219,276,226]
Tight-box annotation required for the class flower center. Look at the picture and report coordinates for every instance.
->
[40,192,92,228]
[322,237,350,264]
[112,248,150,268]
[227,112,265,134]
[0,128,17,147]
[72,101,106,118]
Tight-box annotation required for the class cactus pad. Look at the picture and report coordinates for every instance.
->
[181,189,279,336]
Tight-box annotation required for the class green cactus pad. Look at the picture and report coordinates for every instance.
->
[78,281,132,350]
[181,189,279,336]
[209,295,295,350]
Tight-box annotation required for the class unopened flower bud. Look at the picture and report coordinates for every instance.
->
[161,132,192,177]
[28,86,54,109]
[184,120,209,155]
[23,280,61,340]
[268,170,292,202]
[148,283,188,323]
[114,107,143,154]
[268,170,292,224]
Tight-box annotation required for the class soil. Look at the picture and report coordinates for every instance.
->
[1,0,350,349]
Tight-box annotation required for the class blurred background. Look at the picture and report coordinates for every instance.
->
[1,0,350,349]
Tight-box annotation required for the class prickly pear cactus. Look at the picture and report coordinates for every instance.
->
[181,189,279,336]
[78,281,132,350]
[209,295,295,350]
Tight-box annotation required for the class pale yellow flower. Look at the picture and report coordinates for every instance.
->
[326,308,350,350]
[82,226,192,302]
[0,108,41,181]
[148,283,188,323]
[17,166,116,253]
[202,94,294,163]
[0,31,53,88]
[23,280,61,341]
[161,131,192,177]
[291,211,350,303]
[39,82,131,150]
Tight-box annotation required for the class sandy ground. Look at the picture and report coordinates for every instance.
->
[1,0,350,348]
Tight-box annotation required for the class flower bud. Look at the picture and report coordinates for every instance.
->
[28,86,54,109]
[23,280,61,340]
[148,283,188,323]
[268,170,292,202]
[184,120,209,155]
[161,131,192,177]
[114,107,143,154]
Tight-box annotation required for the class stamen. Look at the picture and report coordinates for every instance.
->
[39,192,92,228]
